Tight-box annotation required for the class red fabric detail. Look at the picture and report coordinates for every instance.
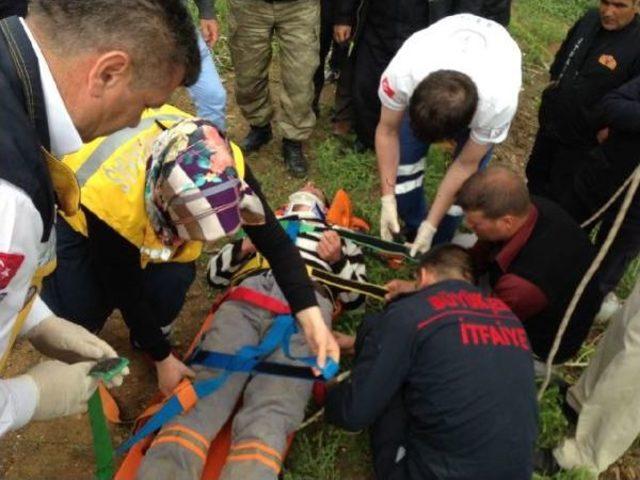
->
[493,273,548,322]
[417,309,515,331]
[227,286,291,314]
[0,252,24,289]
[494,205,539,272]
[381,77,395,98]
[312,381,327,406]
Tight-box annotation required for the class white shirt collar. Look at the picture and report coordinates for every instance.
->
[19,18,83,157]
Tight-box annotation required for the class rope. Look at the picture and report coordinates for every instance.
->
[580,169,638,229]
[538,165,640,400]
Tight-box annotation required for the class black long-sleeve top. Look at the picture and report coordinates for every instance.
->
[84,166,316,361]
[540,9,640,146]
[562,74,640,222]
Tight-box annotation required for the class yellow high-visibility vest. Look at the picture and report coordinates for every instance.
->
[61,105,245,267]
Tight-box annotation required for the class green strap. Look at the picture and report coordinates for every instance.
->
[239,220,416,260]
[88,390,115,480]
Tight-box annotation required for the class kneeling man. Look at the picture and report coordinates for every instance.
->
[326,245,538,480]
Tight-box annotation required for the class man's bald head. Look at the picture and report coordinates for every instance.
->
[457,166,531,219]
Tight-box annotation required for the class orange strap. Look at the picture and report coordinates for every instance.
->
[174,380,198,411]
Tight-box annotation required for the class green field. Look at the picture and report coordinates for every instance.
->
[195,0,638,478]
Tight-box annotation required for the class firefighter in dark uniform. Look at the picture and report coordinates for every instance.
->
[326,245,538,480]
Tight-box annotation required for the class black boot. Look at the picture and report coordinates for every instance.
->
[532,448,561,476]
[282,139,308,178]
[241,124,272,153]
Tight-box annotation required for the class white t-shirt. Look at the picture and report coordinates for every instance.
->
[378,14,522,145]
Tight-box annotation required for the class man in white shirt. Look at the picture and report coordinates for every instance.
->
[375,14,522,255]
[0,0,200,436]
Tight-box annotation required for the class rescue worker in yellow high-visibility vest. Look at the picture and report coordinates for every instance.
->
[42,108,340,395]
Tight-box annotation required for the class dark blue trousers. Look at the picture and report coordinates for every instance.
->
[41,218,195,342]
[396,114,494,243]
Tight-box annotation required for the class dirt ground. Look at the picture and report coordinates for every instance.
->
[0,60,638,480]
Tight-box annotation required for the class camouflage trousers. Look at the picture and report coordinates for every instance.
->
[137,273,333,480]
[228,0,320,141]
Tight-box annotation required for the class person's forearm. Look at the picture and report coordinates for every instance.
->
[375,123,401,196]
[426,141,490,228]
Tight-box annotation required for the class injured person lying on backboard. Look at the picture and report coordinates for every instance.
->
[137,182,367,480]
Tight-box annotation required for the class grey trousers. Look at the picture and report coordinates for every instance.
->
[137,273,333,480]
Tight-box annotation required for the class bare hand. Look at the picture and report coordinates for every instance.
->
[317,231,342,264]
[332,331,356,356]
[200,19,219,47]
[333,25,352,44]
[597,127,610,144]
[156,354,195,396]
[296,306,340,375]
[239,237,256,259]
[384,279,418,302]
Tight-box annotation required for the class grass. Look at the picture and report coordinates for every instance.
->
[186,0,639,478]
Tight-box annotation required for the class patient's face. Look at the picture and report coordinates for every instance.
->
[288,182,327,213]
[299,182,326,203]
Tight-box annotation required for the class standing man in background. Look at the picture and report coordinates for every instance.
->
[0,0,199,435]
[227,0,320,178]
[526,0,640,198]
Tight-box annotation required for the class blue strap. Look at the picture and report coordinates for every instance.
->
[284,219,300,243]
[117,314,337,455]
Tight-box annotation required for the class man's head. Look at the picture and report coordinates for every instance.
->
[599,0,638,31]
[27,0,200,141]
[409,70,478,143]
[457,166,531,242]
[416,244,476,288]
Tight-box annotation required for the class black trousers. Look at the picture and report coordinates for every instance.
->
[312,0,348,113]
[370,392,409,480]
[0,0,27,18]
[594,191,640,296]
[526,131,640,297]
[351,29,397,149]
[41,218,195,343]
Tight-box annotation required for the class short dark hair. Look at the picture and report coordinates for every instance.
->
[419,244,476,283]
[409,70,478,143]
[457,166,531,219]
[29,0,201,87]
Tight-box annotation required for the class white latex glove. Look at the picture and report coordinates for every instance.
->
[28,316,129,387]
[27,360,98,421]
[410,220,437,257]
[28,316,117,363]
[380,194,400,241]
